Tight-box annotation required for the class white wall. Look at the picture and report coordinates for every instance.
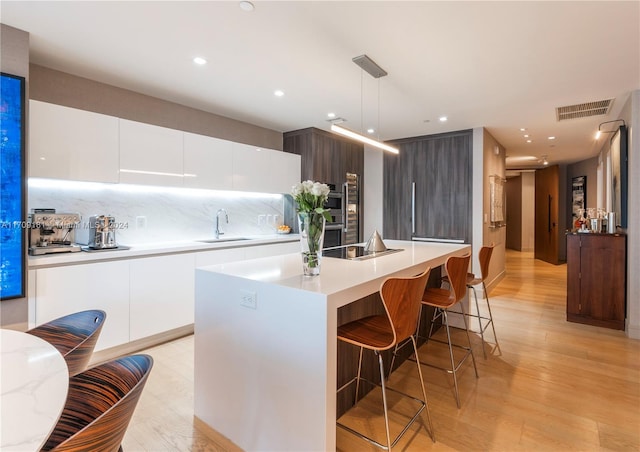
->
[626,89,640,339]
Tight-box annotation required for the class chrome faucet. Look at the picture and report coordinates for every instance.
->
[215,208,228,239]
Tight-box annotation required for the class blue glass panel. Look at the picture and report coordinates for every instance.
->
[0,73,25,300]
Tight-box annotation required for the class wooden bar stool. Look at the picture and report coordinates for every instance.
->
[441,245,500,358]
[337,268,435,450]
[420,254,478,408]
[467,245,500,358]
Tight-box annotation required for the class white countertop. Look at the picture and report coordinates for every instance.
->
[198,240,470,307]
[28,233,299,269]
[1,329,69,451]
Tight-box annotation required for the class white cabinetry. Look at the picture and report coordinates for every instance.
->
[231,143,272,192]
[119,119,184,186]
[231,143,300,194]
[29,100,120,182]
[30,240,298,353]
[244,241,298,259]
[33,261,130,351]
[183,132,233,190]
[195,248,247,267]
[129,253,195,341]
[270,151,301,194]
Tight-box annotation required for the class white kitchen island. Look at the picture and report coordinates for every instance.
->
[194,240,470,452]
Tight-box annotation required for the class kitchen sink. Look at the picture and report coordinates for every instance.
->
[196,237,252,244]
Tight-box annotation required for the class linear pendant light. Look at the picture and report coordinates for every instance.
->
[331,54,398,154]
[330,124,398,154]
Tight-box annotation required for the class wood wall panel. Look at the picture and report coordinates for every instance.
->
[383,130,472,243]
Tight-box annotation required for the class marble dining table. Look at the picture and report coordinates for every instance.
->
[1,328,69,451]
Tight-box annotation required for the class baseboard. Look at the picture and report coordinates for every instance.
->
[625,321,640,340]
[90,324,194,366]
[485,270,506,296]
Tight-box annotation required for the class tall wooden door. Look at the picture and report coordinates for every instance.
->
[535,165,561,264]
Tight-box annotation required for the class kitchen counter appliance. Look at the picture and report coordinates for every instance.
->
[323,245,402,261]
[323,173,360,248]
[87,215,118,249]
[28,209,82,255]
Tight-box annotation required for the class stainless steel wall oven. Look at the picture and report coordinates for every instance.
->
[323,174,359,248]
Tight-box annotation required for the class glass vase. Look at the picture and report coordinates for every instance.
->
[298,211,326,276]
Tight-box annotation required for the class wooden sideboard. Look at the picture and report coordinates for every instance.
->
[566,233,626,330]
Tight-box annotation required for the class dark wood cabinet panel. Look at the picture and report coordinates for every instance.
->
[284,127,364,241]
[283,127,363,188]
[383,130,472,243]
[566,234,626,330]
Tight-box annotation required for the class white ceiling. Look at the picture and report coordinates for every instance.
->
[2,1,639,168]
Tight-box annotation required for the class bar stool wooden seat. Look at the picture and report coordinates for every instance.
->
[26,310,106,376]
[41,354,153,451]
[337,268,434,450]
[420,254,478,408]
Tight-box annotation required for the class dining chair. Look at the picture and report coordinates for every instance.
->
[41,354,153,452]
[420,254,478,408]
[26,310,106,376]
[337,268,434,450]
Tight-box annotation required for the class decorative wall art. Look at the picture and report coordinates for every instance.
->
[610,125,628,229]
[571,175,586,226]
[0,72,26,300]
[489,174,506,227]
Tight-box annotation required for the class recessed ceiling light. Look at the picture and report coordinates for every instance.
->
[274,90,284,97]
[439,116,448,122]
[520,128,526,132]
[193,57,207,65]
[327,112,336,118]
[524,134,529,138]
[367,128,375,134]
[548,136,556,140]
[526,140,532,143]
[239,1,254,12]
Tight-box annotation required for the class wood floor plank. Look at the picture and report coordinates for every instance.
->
[123,250,640,451]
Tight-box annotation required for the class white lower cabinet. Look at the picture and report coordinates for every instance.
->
[195,248,247,267]
[34,261,130,352]
[244,242,299,259]
[31,240,298,352]
[129,253,195,341]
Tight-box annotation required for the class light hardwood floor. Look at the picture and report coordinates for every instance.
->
[123,250,640,451]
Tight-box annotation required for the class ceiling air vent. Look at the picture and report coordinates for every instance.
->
[556,99,614,121]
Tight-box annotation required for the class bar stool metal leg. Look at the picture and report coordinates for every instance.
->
[376,351,392,450]
[469,285,487,358]
[484,281,502,355]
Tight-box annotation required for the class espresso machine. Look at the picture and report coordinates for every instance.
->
[87,215,118,249]
[28,209,82,255]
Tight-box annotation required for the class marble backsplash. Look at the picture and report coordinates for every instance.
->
[28,179,293,245]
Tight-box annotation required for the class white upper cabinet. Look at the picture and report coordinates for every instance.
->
[232,143,300,194]
[231,142,272,192]
[183,132,233,190]
[119,119,184,187]
[269,151,300,194]
[28,101,297,193]
[29,100,120,182]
